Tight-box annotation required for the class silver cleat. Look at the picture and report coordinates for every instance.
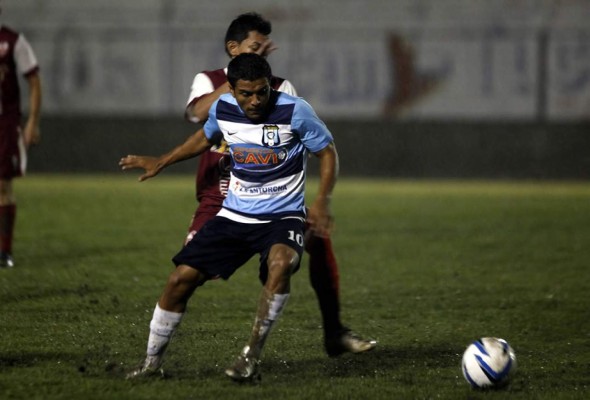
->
[225,347,261,382]
[325,329,377,357]
[126,355,164,379]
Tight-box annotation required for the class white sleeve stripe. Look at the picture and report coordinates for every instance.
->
[14,34,38,75]
[278,80,297,96]
[186,73,215,106]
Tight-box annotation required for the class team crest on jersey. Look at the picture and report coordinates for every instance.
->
[262,125,280,147]
[0,42,9,57]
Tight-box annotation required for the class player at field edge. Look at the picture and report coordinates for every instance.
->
[0,3,42,269]
[185,11,376,358]
[121,53,340,381]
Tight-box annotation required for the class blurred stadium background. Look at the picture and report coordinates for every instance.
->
[6,0,590,178]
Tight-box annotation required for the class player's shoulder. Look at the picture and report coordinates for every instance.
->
[274,89,299,103]
[276,92,312,115]
[0,25,20,41]
[202,68,226,79]
[214,92,238,113]
[199,68,227,88]
[272,91,316,123]
[271,75,298,95]
[282,94,319,121]
[218,92,235,103]
[270,75,287,90]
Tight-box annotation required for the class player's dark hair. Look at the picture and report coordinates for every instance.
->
[227,53,272,87]
[224,12,272,56]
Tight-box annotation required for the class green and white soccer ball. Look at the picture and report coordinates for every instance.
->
[461,337,516,389]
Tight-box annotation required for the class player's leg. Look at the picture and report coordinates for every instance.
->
[0,121,23,268]
[127,265,209,378]
[305,232,377,357]
[0,179,16,268]
[131,216,254,379]
[225,243,298,382]
[146,210,224,367]
[245,243,297,356]
[306,232,343,333]
[226,221,303,382]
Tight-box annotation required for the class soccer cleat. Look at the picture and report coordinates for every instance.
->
[325,329,377,357]
[0,252,14,268]
[125,355,164,379]
[225,347,261,382]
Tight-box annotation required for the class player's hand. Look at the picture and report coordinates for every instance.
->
[257,39,278,57]
[22,123,41,149]
[306,197,334,238]
[119,155,162,182]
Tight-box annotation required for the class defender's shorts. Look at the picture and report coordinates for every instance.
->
[184,209,218,245]
[173,216,304,282]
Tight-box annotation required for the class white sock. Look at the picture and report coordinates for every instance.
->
[265,292,289,328]
[147,303,183,357]
[247,292,290,357]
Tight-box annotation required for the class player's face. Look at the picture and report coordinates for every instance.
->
[230,78,271,121]
[229,31,270,57]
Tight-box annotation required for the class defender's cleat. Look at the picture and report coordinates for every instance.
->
[0,252,14,268]
[126,356,164,379]
[325,329,377,357]
[225,348,260,382]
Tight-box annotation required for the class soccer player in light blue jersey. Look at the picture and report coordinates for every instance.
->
[184,12,375,360]
[203,57,334,224]
[121,53,339,382]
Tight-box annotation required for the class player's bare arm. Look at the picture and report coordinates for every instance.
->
[120,128,212,182]
[187,82,231,122]
[23,72,42,148]
[307,143,339,238]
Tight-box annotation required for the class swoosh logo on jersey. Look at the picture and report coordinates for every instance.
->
[227,131,238,135]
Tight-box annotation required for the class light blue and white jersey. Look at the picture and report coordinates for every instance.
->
[203,90,333,223]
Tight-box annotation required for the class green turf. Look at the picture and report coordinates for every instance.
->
[1,175,589,399]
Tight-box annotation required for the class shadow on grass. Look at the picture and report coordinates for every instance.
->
[134,343,460,383]
[273,343,457,378]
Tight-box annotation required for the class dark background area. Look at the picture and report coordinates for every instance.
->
[31,116,590,179]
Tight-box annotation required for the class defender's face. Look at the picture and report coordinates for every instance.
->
[229,31,270,57]
[231,78,271,121]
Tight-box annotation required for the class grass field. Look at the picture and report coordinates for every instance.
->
[1,174,589,399]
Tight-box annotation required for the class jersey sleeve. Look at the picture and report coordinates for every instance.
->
[278,79,298,96]
[185,72,215,122]
[203,99,224,143]
[14,34,39,76]
[291,99,334,153]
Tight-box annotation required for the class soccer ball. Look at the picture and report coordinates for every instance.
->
[461,337,516,389]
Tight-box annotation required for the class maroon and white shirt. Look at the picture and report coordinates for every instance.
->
[185,67,297,217]
[0,25,39,119]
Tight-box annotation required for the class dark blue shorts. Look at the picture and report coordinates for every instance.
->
[173,216,305,281]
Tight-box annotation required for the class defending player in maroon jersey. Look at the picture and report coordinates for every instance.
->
[0,13,42,268]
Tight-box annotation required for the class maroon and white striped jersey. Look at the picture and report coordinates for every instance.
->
[0,25,39,118]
